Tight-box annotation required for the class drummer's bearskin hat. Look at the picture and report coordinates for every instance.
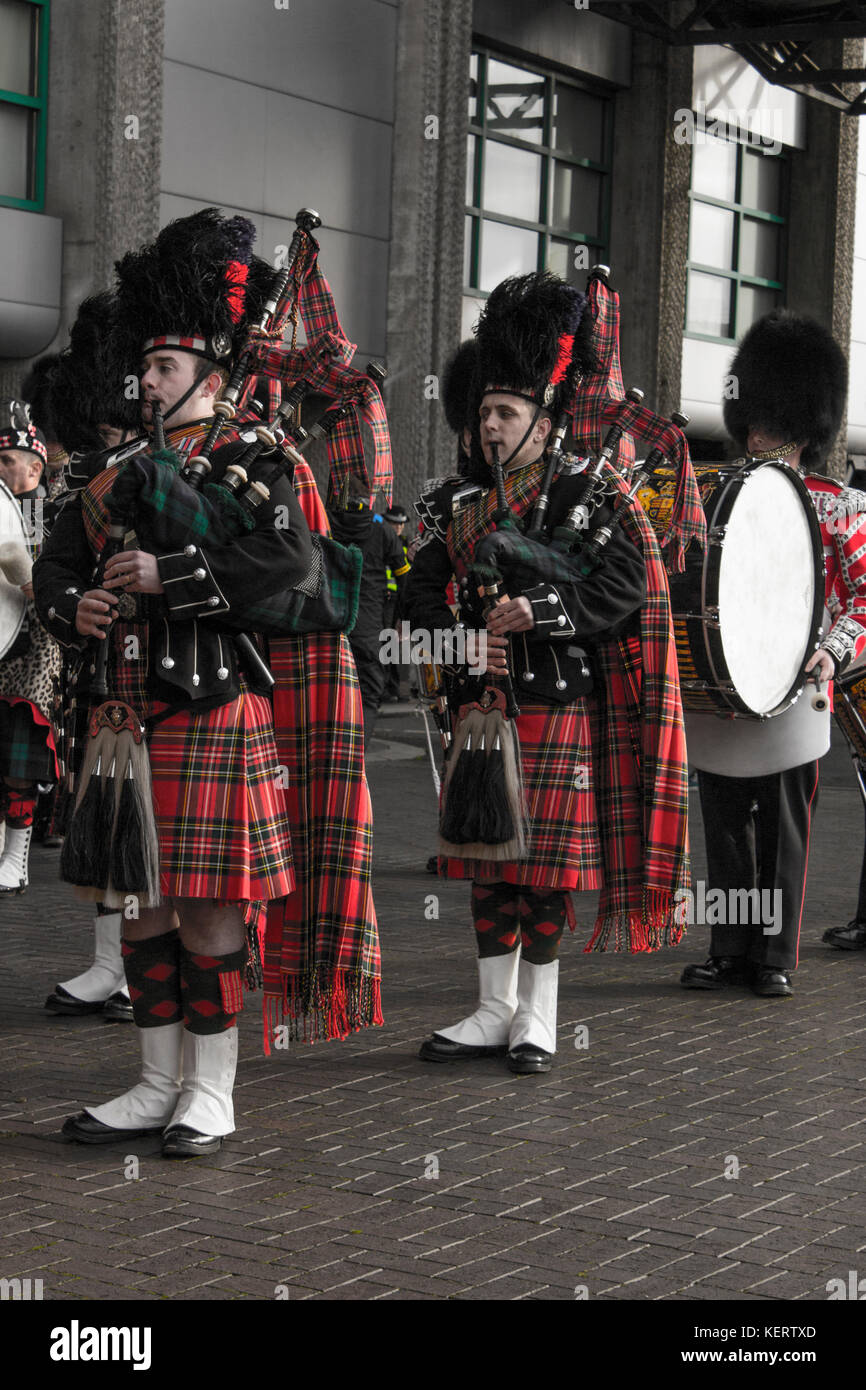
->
[0,398,47,467]
[48,292,140,455]
[113,207,268,368]
[474,271,592,415]
[724,309,848,471]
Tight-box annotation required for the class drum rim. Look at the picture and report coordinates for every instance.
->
[0,475,30,660]
[700,459,824,718]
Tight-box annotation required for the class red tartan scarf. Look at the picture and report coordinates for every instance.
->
[569,276,706,573]
[447,461,691,953]
[261,459,383,1044]
[245,235,392,502]
[586,470,692,952]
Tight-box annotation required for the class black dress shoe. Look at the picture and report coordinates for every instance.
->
[418,1034,507,1063]
[61,1111,165,1144]
[506,1043,553,1075]
[161,1125,223,1157]
[822,919,866,950]
[44,985,107,1016]
[751,967,794,997]
[680,956,747,989]
[102,991,134,1022]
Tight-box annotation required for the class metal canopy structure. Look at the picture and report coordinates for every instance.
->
[583,2,866,114]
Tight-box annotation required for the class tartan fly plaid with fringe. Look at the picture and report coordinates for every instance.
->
[246,234,392,503]
[262,460,382,1046]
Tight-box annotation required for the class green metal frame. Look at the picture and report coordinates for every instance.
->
[0,0,50,211]
[465,46,612,297]
[684,135,788,345]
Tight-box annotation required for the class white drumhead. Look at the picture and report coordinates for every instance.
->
[714,466,816,714]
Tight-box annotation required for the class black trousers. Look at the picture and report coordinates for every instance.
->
[697,761,820,971]
[855,791,866,923]
[350,642,386,749]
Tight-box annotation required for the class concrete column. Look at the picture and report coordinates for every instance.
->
[384,0,472,507]
[786,40,859,479]
[609,30,692,416]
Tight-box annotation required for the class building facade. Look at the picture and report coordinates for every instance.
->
[1,0,862,498]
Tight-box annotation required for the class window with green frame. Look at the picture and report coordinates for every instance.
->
[464,48,612,302]
[0,0,49,210]
[685,129,787,343]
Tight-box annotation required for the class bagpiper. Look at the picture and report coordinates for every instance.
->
[406,271,694,1074]
[34,210,312,1156]
[38,291,141,1021]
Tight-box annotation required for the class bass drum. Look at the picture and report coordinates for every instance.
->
[0,477,29,660]
[637,459,824,718]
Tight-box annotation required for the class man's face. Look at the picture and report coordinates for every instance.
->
[97,424,132,450]
[746,426,804,467]
[0,448,42,496]
[479,393,551,470]
[139,350,219,431]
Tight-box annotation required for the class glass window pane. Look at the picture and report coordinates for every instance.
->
[468,51,479,124]
[741,148,781,213]
[737,284,779,334]
[739,217,779,280]
[466,134,477,206]
[486,59,545,145]
[480,220,539,292]
[0,101,33,200]
[552,162,601,237]
[482,140,542,220]
[0,0,37,96]
[552,85,604,163]
[464,214,475,287]
[548,238,594,287]
[687,270,733,337]
[691,132,737,202]
[689,201,735,270]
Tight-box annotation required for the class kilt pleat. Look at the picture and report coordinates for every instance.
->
[149,691,294,903]
[444,700,604,890]
[0,696,59,783]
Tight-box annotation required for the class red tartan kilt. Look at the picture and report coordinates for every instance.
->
[149,691,294,902]
[0,696,59,783]
[444,699,604,890]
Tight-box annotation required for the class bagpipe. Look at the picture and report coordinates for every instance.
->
[57,210,393,904]
[59,479,161,904]
[437,265,706,863]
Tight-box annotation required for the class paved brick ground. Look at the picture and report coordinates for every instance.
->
[2,705,865,1304]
